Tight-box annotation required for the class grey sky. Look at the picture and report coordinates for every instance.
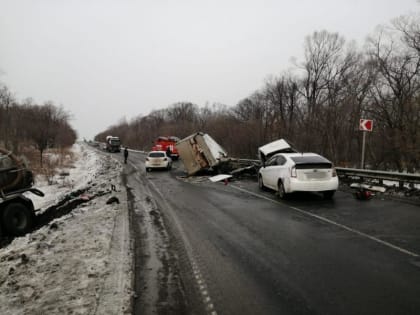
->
[1,0,418,139]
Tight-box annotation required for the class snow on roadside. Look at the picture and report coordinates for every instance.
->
[29,144,104,211]
[0,143,133,315]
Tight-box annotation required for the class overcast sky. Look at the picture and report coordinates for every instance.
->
[1,0,419,139]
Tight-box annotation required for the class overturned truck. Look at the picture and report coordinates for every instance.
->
[0,148,43,236]
[176,132,229,176]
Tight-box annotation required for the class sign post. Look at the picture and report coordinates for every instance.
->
[359,119,373,169]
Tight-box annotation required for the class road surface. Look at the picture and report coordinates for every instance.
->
[121,150,420,315]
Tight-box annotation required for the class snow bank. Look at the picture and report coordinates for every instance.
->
[0,143,132,314]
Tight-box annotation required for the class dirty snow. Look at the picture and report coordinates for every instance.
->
[0,143,133,315]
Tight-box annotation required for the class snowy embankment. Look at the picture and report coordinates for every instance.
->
[0,143,133,315]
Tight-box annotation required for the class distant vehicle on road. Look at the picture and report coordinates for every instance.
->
[145,151,172,172]
[258,139,338,199]
[106,136,121,153]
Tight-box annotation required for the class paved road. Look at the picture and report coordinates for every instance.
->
[124,150,420,315]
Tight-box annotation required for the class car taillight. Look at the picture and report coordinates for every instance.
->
[332,167,337,177]
[146,157,149,161]
[291,167,297,178]
[163,158,167,161]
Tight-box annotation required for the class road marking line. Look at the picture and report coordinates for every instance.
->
[231,185,419,258]
[146,178,218,315]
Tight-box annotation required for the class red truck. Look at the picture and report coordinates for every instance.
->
[151,136,180,160]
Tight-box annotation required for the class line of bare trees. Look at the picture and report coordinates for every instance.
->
[0,85,77,166]
[96,13,420,172]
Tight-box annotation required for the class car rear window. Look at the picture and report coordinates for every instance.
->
[290,155,332,169]
[149,152,165,157]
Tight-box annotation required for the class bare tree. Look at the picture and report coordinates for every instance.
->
[367,25,420,171]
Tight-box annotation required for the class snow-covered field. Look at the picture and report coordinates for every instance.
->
[0,143,133,315]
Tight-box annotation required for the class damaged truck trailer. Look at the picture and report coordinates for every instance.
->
[176,132,229,176]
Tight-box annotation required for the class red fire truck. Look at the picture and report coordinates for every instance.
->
[151,136,180,160]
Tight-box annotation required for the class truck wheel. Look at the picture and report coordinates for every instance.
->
[2,203,34,236]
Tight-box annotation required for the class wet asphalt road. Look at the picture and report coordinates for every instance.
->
[123,151,420,315]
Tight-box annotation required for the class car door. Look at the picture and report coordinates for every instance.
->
[263,156,281,189]
[275,155,289,188]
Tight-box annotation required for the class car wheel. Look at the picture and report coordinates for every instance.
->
[277,180,287,200]
[258,175,266,191]
[2,202,34,236]
[323,190,335,199]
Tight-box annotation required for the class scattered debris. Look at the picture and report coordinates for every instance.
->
[353,189,374,200]
[350,183,386,193]
[209,174,233,183]
[106,196,120,205]
[20,253,29,264]
[49,223,59,230]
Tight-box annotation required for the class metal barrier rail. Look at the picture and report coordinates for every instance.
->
[236,159,420,188]
[335,167,420,188]
[95,143,419,189]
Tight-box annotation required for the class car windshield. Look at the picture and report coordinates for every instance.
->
[149,152,165,158]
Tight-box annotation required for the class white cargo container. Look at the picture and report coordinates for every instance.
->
[176,132,228,176]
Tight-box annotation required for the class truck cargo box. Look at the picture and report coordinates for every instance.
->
[176,132,228,176]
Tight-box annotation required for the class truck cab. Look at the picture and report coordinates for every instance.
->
[152,136,180,160]
[0,148,43,236]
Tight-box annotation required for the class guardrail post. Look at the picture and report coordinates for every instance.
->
[361,131,366,169]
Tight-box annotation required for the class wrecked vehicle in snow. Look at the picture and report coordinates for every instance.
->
[257,139,339,199]
[176,132,228,176]
[0,148,44,236]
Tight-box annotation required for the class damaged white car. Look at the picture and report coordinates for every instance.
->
[258,140,339,199]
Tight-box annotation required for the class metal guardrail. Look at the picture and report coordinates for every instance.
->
[98,144,419,188]
[236,159,420,188]
[335,167,420,188]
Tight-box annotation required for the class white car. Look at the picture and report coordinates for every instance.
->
[145,151,172,171]
[258,152,339,199]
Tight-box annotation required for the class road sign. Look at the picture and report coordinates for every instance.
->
[359,119,373,132]
[359,118,373,169]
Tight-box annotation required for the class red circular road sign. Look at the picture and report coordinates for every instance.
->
[359,119,373,131]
